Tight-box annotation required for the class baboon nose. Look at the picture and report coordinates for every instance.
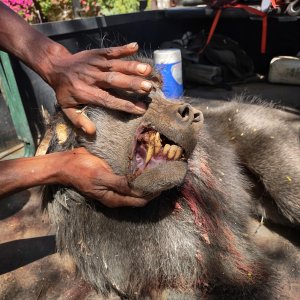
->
[177,104,203,124]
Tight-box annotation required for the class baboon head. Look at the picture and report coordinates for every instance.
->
[80,88,204,197]
[49,59,204,200]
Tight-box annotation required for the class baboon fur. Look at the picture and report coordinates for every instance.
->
[44,65,300,299]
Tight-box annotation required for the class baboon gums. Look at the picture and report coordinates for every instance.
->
[44,69,300,299]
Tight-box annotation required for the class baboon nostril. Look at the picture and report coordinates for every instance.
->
[193,111,203,123]
[178,104,192,122]
[178,104,203,124]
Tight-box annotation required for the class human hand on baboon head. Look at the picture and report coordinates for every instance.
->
[45,43,153,134]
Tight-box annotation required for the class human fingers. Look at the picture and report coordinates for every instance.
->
[99,190,149,208]
[88,59,152,77]
[94,71,152,93]
[99,175,143,198]
[86,43,140,59]
[70,87,147,115]
[62,107,96,134]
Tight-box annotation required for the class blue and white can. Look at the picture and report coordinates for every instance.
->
[154,49,183,99]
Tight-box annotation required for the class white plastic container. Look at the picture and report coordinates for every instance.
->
[157,0,171,9]
[154,49,183,99]
[268,56,300,85]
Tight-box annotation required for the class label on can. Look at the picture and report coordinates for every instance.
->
[155,61,183,99]
[154,49,183,100]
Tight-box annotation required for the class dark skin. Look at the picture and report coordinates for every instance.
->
[0,3,152,206]
[0,148,147,207]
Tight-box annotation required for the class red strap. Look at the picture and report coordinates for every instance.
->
[270,0,278,8]
[199,8,222,54]
[228,4,267,53]
[202,4,267,54]
[261,14,267,54]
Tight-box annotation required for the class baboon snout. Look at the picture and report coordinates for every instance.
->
[177,103,203,124]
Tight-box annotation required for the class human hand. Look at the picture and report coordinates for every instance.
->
[59,148,150,207]
[44,43,152,134]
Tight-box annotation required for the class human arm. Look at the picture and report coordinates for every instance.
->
[0,148,148,207]
[0,3,152,134]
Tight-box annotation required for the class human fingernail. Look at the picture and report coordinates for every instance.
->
[81,127,87,133]
[141,81,152,91]
[137,63,148,74]
[128,42,138,49]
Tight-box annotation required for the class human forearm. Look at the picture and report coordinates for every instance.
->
[0,2,69,83]
[0,152,64,198]
[0,3,153,134]
[0,148,149,206]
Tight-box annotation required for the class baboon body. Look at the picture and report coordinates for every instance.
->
[45,86,300,299]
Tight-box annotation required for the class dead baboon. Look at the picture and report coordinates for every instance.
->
[44,66,300,299]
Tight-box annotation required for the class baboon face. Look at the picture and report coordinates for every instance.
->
[80,89,204,196]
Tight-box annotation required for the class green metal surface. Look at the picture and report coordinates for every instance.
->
[0,51,35,157]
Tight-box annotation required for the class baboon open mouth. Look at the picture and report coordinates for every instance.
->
[130,125,186,176]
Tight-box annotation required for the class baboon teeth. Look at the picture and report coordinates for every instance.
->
[174,147,183,160]
[168,145,178,160]
[139,129,184,166]
[163,144,171,156]
[163,144,183,160]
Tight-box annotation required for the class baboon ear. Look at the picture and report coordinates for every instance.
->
[36,112,79,155]
[52,114,81,152]
[54,122,71,146]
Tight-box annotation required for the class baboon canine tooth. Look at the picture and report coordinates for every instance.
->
[145,133,156,164]
[154,132,162,155]
[145,145,154,164]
